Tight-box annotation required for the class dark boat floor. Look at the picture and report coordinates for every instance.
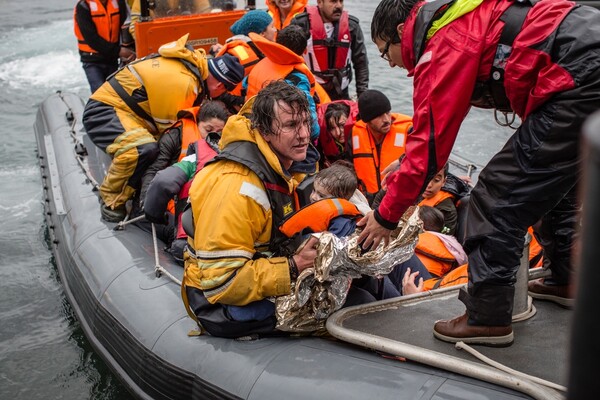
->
[327,286,570,399]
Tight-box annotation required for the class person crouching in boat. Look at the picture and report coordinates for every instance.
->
[182,81,321,338]
[83,34,244,222]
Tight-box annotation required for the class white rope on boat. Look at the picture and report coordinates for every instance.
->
[455,341,567,393]
[152,223,182,285]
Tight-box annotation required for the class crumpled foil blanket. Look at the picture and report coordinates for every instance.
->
[275,206,422,333]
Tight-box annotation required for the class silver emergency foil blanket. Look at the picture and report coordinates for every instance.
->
[276,207,422,333]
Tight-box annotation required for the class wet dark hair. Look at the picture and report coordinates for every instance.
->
[198,100,230,123]
[419,205,445,233]
[324,102,351,131]
[371,0,419,42]
[315,160,358,200]
[276,24,308,56]
[251,80,310,136]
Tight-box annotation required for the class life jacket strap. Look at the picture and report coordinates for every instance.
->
[489,0,537,113]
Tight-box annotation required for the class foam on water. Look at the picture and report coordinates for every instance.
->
[0,19,88,93]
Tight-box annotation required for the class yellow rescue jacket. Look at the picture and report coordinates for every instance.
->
[245,32,315,99]
[182,99,303,307]
[351,114,412,194]
[91,34,208,135]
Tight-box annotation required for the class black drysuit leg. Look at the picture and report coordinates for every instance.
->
[461,70,600,326]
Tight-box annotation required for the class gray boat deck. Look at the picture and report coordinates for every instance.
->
[327,286,570,400]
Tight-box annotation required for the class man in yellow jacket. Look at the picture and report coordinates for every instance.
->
[182,81,320,338]
[83,34,244,221]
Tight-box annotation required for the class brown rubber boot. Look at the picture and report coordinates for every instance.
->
[528,278,574,308]
[433,313,514,347]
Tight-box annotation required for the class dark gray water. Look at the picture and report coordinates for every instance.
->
[0,0,508,398]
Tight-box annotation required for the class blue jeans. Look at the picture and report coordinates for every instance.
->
[82,62,118,93]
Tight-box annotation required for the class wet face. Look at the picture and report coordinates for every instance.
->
[367,112,392,136]
[198,117,226,139]
[318,0,344,23]
[274,0,294,14]
[263,101,311,169]
[310,179,332,203]
[423,170,446,199]
[327,114,347,142]
[261,21,277,41]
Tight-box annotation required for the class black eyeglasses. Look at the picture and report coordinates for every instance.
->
[380,34,401,62]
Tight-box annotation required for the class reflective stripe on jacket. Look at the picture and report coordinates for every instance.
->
[351,113,412,194]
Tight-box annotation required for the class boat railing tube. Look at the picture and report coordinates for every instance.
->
[568,110,600,399]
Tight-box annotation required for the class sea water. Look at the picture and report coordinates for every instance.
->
[0,0,508,398]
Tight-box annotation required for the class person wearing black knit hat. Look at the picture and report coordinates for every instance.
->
[357,89,391,123]
[351,89,413,204]
[207,54,245,93]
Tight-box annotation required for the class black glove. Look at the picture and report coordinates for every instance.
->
[144,211,169,225]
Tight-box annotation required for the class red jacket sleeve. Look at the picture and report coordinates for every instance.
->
[377,27,483,225]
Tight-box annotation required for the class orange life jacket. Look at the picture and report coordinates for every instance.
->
[314,82,332,105]
[217,39,264,96]
[527,226,544,268]
[423,264,468,291]
[305,5,351,80]
[415,232,458,278]
[266,0,308,30]
[174,106,201,162]
[419,190,455,207]
[74,0,122,54]
[279,198,362,237]
[351,114,412,194]
[246,32,315,99]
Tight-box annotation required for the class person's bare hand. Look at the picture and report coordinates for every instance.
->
[401,267,424,295]
[119,46,136,64]
[293,235,319,273]
[356,211,392,251]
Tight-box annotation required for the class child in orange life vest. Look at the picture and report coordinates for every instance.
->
[417,206,468,279]
[302,161,431,301]
[418,163,458,236]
